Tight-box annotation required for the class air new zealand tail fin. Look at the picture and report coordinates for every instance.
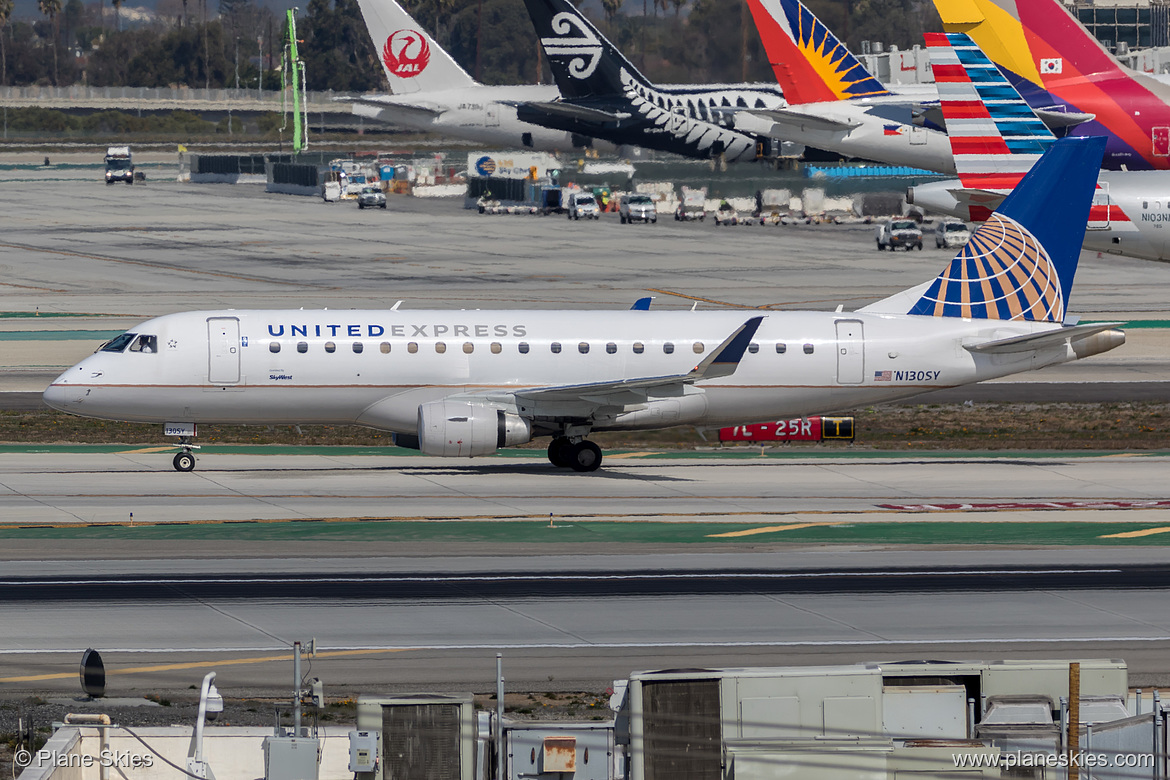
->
[744,0,888,104]
[521,0,651,100]
[355,0,476,94]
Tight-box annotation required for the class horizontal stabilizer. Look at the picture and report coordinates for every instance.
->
[347,95,446,118]
[517,100,629,123]
[1033,107,1096,129]
[965,322,1124,354]
[734,109,860,134]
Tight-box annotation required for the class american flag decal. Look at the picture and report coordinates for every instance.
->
[875,370,892,381]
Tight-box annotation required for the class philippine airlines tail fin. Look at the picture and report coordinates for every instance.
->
[744,0,888,104]
[926,32,1055,191]
[864,136,1105,323]
[521,0,651,100]
[355,0,476,94]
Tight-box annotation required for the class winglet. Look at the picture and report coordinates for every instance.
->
[689,316,764,380]
[630,297,653,311]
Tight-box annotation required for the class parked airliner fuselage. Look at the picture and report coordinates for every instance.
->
[45,309,1117,434]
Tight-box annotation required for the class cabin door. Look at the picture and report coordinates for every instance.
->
[207,317,241,385]
[835,319,864,385]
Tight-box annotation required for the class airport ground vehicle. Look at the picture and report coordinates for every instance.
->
[104,146,134,184]
[876,219,923,250]
[619,194,657,224]
[713,202,741,226]
[935,219,970,248]
[566,191,600,220]
[357,186,387,209]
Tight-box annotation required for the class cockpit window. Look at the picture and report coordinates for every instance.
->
[100,333,137,352]
[127,334,158,353]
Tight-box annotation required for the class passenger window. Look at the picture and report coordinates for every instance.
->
[776,343,787,354]
[269,342,281,353]
[606,342,617,354]
[352,342,363,354]
[407,342,418,354]
[578,342,589,354]
[748,342,759,354]
[297,342,308,353]
[803,343,814,354]
[380,342,391,354]
[101,333,137,353]
[491,342,502,354]
[325,342,336,353]
[693,342,705,354]
[633,342,644,354]
[435,342,447,354]
[463,342,474,354]
[663,342,675,354]
[551,342,562,354]
[518,342,530,354]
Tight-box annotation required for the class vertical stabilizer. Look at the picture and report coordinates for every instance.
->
[744,0,888,104]
[355,0,477,94]
[907,136,1105,323]
[521,0,651,99]
[926,31,1054,190]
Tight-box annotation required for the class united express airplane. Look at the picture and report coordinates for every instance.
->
[909,33,1170,262]
[44,138,1123,473]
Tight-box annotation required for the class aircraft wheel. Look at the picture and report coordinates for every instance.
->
[569,441,602,472]
[173,451,196,472]
[547,437,573,468]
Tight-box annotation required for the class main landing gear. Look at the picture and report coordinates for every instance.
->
[547,436,603,472]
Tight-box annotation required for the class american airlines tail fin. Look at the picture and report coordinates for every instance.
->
[521,0,651,100]
[744,0,888,104]
[925,32,1055,191]
[355,0,476,94]
[866,136,1105,323]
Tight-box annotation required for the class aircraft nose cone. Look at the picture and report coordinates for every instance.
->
[42,381,72,412]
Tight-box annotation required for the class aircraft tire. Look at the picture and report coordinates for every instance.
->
[548,437,573,468]
[173,451,196,472]
[569,441,602,472]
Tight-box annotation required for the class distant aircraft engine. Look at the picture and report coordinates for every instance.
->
[417,401,533,457]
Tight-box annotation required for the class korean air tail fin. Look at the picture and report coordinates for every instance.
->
[521,0,651,100]
[925,32,1055,191]
[863,136,1105,323]
[744,0,888,104]
[355,0,476,94]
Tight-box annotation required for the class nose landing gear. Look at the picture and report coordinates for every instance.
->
[173,450,196,472]
[547,436,603,472]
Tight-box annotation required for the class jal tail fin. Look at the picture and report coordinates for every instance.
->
[355,0,476,94]
[743,0,888,104]
[521,0,651,99]
[904,136,1106,323]
[925,31,1055,191]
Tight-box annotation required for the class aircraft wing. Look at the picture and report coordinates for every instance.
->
[517,100,631,124]
[964,322,1125,354]
[510,316,764,404]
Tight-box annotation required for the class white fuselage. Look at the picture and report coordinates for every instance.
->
[352,84,620,154]
[45,308,1099,435]
[911,170,1170,262]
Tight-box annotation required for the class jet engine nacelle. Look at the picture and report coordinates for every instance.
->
[417,401,533,457]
